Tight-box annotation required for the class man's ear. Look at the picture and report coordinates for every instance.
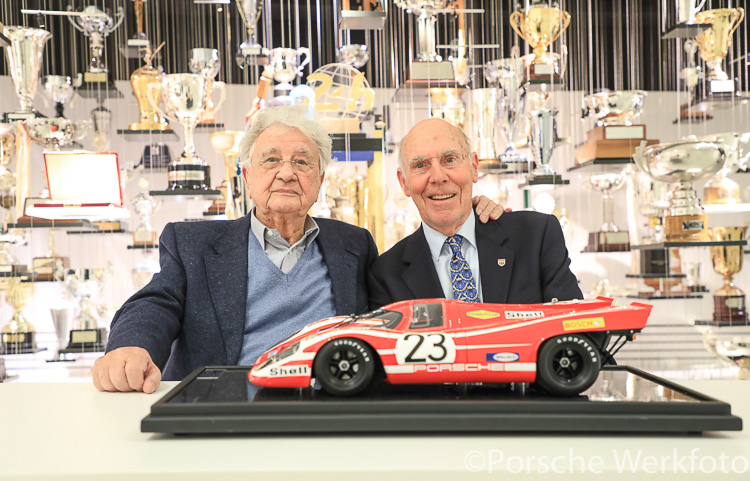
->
[471,151,479,183]
[396,168,411,197]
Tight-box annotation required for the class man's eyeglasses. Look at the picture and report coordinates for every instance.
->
[257,157,318,174]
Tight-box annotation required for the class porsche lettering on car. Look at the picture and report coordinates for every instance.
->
[249,297,652,396]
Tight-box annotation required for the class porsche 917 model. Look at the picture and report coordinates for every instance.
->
[249,297,652,396]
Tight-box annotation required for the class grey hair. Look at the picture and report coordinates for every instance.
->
[397,119,474,173]
[239,104,332,172]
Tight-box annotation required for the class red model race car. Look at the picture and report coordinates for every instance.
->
[249,297,652,396]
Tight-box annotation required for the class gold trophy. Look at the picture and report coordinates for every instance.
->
[709,226,748,325]
[0,278,36,354]
[509,1,571,84]
[694,8,745,99]
[129,42,168,131]
[209,130,244,220]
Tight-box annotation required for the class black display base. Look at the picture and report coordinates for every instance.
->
[141,365,743,435]
[127,244,159,250]
[0,345,46,355]
[661,22,710,39]
[568,158,634,171]
[59,343,106,354]
[150,189,222,199]
[521,175,569,187]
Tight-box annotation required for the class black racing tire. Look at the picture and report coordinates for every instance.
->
[313,337,375,396]
[536,334,601,396]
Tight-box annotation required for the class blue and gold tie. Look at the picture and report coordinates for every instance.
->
[446,235,479,303]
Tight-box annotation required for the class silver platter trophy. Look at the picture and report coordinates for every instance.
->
[484,54,527,172]
[585,172,630,252]
[264,47,310,104]
[189,48,221,124]
[633,140,726,241]
[236,0,266,67]
[1,25,52,121]
[148,73,227,190]
[527,108,566,184]
[62,268,109,353]
[67,5,124,83]
[576,90,658,165]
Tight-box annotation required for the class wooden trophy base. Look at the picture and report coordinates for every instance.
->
[584,231,630,252]
[664,214,709,241]
[575,125,659,164]
[713,295,748,325]
[32,256,69,281]
[133,231,158,246]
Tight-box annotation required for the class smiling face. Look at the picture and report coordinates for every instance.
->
[398,118,479,236]
[242,124,324,223]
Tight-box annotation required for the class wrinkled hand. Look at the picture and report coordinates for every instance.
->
[92,347,161,394]
[472,195,511,223]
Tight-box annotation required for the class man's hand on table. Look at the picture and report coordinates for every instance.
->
[92,347,162,394]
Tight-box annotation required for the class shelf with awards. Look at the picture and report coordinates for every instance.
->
[519,176,570,188]
[627,293,704,300]
[127,244,158,250]
[632,240,747,250]
[625,273,686,279]
[695,319,750,327]
[8,220,88,229]
[116,129,177,141]
[392,84,464,103]
[150,189,223,200]
[65,229,127,235]
[76,80,123,99]
[0,346,47,355]
[567,158,634,172]
[661,22,710,39]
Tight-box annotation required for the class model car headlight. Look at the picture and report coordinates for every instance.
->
[277,341,300,361]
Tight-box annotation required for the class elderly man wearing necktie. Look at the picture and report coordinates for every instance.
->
[368,118,582,308]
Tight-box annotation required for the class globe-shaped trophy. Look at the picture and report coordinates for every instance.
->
[633,140,726,241]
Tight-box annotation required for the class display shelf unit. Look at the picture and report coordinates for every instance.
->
[567,158,634,172]
[631,240,747,249]
[66,229,127,235]
[662,22,710,39]
[116,129,177,141]
[627,293,704,300]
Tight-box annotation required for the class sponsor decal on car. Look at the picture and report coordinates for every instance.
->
[562,317,606,331]
[466,310,501,320]
[268,365,310,377]
[504,311,545,319]
[486,352,520,362]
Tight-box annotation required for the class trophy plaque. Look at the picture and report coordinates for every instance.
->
[1,25,52,122]
[509,1,571,85]
[148,73,227,190]
[693,8,745,102]
[0,278,37,354]
[633,140,725,241]
[576,90,659,164]
[62,268,109,353]
[129,43,168,131]
[585,172,630,252]
[709,226,748,325]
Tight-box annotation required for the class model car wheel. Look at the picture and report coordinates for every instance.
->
[536,334,601,396]
[314,338,375,396]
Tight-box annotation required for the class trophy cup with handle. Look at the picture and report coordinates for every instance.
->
[189,48,221,124]
[633,140,725,241]
[129,42,168,131]
[395,1,455,80]
[0,126,28,277]
[693,7,745,99]
[264,47,311,103]
[585,172,630,251]
[678,0,707,24]
[67,5,125,83]
[509,0,571,84]
[237,0,266,67]
[0,278,36,354]
[708,226,748,324]
[148,73,227,190]
[527,108,565,183]
[1,25,52,121]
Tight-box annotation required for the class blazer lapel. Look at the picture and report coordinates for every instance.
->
[476,216,515,304]
[204,215,251,365]
[316,224,358,316]
[402,226,445,300]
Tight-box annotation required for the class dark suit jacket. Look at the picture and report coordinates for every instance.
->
[368,211,582,309]
[107,215,377,380]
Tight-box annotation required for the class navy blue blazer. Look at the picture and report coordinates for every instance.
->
[107,215,377,380]
[368,211,582,309]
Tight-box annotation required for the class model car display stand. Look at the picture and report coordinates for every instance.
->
[141,365,742,435]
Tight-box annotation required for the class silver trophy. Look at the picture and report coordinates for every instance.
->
[49,308,75,362]
[635,172,670,243]
[91,106,111,151]
[148,73,227,190]
[1,26,52,121]
[132,178,160,246]
[703,329,750,379]
[589,172,627,233]
[132,250,160,292]
[43,75,75,118]
[189,48,221,78]
[396,1,450,62]
[472,89,498,164]
[67,5,125,76]
[678,0,707,24]
[265,47,311,83]
[337,44,370,68]
[237,0,265,66]
[528,108,561,180]
[484,56,526,164]
[696,132,750,205]
[64,267,109,352]
[24,118,75,150]
[582,90,647,126]
[633,140,726,241]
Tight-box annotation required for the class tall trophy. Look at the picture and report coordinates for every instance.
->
[129,42,168,131]
[577,90,659,165]
[693,8,745,100]
[189,48,221,124]
[484,55,527,170]
[395,1,455,81]
[132,178,160,246]
[132,250,160,292]
[43,76,75,118]
[0,278,36,354]
[49,308,75,362]
[1,26,52,121]
[63,268,109,353]
[471,89,498,165]
[585,172,630,251]
[700,132,750,205]
[0,126,28,276]
[527,108,565,184]
[708,226,748,325]
[210,130,244,220]
[236,0,266,66]
[67,5,125,84]
[91,105,112,151]
[148,73,227,190]
[633,140,725,241]
[509,0,571,84]
[326,170,367,228]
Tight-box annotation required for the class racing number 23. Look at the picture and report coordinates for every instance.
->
[397,333,456,364]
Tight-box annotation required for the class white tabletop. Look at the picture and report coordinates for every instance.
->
[1,379,749,481]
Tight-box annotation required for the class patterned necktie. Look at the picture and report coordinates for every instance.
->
[445,235,479,303]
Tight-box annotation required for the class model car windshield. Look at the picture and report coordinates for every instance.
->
[360,309,403,329]
[410,303,444,329]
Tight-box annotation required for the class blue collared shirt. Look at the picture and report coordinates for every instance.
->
[422,214,483,302]
[250,209,319,274]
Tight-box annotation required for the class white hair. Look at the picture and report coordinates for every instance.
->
[239,105,332,172]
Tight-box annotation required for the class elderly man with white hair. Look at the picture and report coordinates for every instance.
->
[93,106,502,393]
